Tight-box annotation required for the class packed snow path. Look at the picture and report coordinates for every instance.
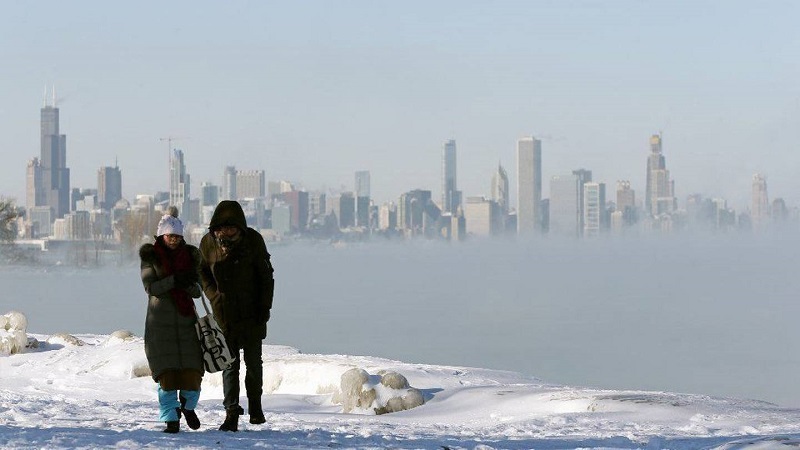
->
[1,334,800,449]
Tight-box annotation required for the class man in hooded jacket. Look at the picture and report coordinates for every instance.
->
[199,200,275,432]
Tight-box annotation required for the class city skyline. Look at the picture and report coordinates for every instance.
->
[1,2,798,211]
[14,98,794,228]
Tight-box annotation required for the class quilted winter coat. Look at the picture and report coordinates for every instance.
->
[139,242,204,381]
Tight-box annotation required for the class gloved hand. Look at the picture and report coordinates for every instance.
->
[173,271,197,289]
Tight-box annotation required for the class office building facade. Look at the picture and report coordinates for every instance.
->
[97,165,122,211]
[516,137,542,234]
[441,140,459,214]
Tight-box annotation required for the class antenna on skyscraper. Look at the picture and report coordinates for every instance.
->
[42,85,47,107]
[52,85,56,107]
[159,136,189,190]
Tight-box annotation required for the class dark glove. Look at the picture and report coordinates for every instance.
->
[173,271,197,289]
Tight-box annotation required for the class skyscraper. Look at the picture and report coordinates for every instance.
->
[26,158,44,211]
[399,189,432,234]
[222,166,237,201]
[236,170,266,199]
[36,88,71,219]
[441,140,459,213]
[282,190,309,232]
[572,169,592,232]
[752,173,769,232]
[516,136,542,234]
[169,149,190,219]
[333,192,355,229]
[616,180,636,226]
[645,133,675,217]
[378,202,397,231]
[308,191,327,216]
[201,182,220,208]
[583,182,606,238]
[97,165,122,210]
[491,163,509,215]
[355,170,371,227]
[464,196,502,237]
[549,174,580,238]
[355,170,370,198]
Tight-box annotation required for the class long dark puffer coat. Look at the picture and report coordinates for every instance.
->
[140,242,204,382]
[199,200,275,347]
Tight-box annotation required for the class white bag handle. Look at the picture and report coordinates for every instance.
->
[197,292,213,316]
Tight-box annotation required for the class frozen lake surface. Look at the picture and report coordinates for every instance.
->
[3,234,799,407]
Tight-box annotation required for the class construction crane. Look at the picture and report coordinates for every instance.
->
[159,136,189,155]
[159,136,191,165]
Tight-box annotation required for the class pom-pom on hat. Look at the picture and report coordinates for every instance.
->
[157,214,184,237]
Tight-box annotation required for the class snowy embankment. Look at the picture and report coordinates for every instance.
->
[2,316,800,449]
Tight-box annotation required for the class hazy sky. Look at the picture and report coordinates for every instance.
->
[1,1,798,210]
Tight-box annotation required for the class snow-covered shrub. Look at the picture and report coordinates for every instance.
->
[47,333,86,347]
[0,311,28,355]
[336,367,425,414]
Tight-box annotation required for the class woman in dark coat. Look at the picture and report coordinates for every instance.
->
[139,209,204,433]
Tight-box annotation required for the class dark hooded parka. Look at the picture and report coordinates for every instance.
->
[199,200,275,346]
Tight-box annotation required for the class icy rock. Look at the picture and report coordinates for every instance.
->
[380,371,409,389]
[401,388,424,409]
[0,311,29,355]
[105,330,137,346]
[131,362,152,378]
[4,311,27,332]
[337,367,425,414]
[340,368,370,413]
[47,333,86,347]
[26,337,40,349]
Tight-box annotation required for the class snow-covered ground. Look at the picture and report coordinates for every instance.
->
[2,331,800,449]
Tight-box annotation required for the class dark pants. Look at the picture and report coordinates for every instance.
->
[222,337,263,409]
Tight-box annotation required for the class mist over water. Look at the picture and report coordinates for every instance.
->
[3,233,799,407]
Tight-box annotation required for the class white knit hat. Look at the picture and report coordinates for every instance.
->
[156,214,184,237]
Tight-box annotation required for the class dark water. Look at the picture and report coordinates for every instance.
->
[3,234,799,407]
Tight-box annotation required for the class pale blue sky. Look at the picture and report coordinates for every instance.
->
[1,1,798,210]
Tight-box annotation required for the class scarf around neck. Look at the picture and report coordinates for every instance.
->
[153,239,194,317]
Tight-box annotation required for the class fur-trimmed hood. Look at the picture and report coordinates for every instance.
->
[139,243,156,263]
[139,242,198,263]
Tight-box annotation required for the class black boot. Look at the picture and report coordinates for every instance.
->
[218,405,242,432]
[249,397,266,425]
[163,420,179,433]
[179,395,201,430]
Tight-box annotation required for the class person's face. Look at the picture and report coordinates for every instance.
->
[214,225,241,243]
[163,234,182,250]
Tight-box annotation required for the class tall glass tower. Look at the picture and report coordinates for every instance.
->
[491,163,509,215]
[645,133,674,216]
[169,149,191,219]
[355,170,371,227]
[441,140,458,214]
[516,136,542,234]
[38,87,70,219]
[97,165,122,210]
[752,173,769,232]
